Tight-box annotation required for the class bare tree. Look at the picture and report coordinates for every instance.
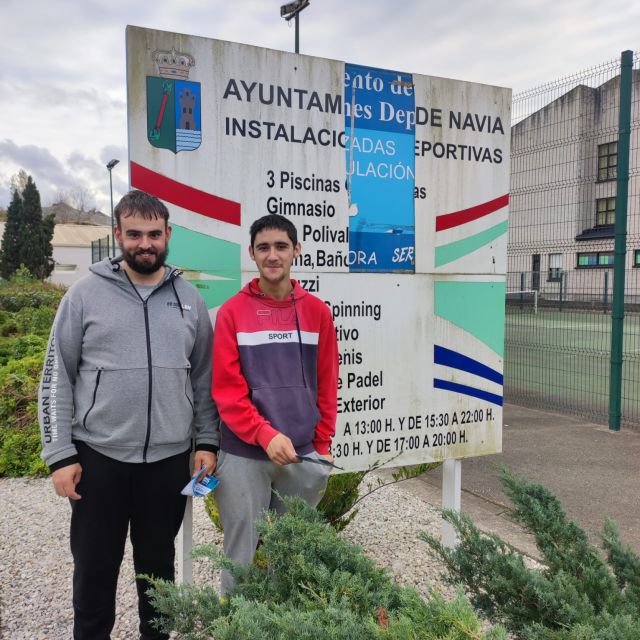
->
[9,169,29,196]
[50,189,71,207]
[69,186,96,212]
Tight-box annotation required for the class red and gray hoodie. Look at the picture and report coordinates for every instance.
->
[212,279,338,460]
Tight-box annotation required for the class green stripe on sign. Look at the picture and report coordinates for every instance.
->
[435,220,508,267]
[434,281,506,357]
[169,224,241,310]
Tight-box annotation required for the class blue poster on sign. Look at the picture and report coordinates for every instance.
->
[345,64,415,272]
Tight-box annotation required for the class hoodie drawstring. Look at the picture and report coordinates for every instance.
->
[171,278,185,318]
[291,291,308,388]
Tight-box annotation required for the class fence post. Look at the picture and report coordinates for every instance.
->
[608,50,633,432]
[559,271,564,312]
[603,271,609,314]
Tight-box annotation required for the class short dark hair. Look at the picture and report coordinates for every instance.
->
[114,190,170,228]
[250,214,298,247]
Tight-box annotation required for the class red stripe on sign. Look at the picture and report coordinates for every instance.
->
[130,161,241,226]
[436,194,509,232]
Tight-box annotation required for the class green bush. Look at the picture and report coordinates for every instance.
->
[0,288,64,312]
[0,315,19,336]
[0,354,43,426]
[0,346,48,477]
[0,423,48,477]
[0,334,48,365]
[319,462,442,532]
[316,469,367,531]
[148,497,506,639]
[0,267,65,312]
[0,269,63,477]
[13,305,57,336]
[421,468,640,639]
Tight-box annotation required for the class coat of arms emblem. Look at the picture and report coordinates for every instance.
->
[146,49,201,153]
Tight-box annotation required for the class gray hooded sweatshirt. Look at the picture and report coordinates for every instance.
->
[38,257,220,469]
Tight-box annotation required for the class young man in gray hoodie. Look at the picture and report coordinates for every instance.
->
[38,190,220,640]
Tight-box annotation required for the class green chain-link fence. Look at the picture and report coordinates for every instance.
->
[505,269,640,427]
[505,52,640,429]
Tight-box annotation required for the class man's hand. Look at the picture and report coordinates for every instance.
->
[266,433,299,466]
[193,450,217,480]
[51,463,82,500]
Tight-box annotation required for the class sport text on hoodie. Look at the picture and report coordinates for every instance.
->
[212,279,338,460]
[38,257,220,470]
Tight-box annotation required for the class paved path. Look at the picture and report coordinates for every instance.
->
[404,403,640,557]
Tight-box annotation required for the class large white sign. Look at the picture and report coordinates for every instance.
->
[126,26,511,472]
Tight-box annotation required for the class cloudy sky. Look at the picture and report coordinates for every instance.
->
[1,0,638,212]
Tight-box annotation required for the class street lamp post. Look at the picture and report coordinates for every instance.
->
[280,0,310,54]
[106,159,120,257]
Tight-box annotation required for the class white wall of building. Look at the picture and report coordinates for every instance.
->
[508,72,640,301]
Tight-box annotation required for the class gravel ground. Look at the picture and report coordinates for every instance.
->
[0,475,454,639]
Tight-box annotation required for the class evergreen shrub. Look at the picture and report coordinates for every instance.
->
[0,354,48,476]
[0,269,63,477]
[0,288,64,312]
[420,468,640,639]
[148,497,506,640]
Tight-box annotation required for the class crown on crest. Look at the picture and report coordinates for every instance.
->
[152,49,195,80]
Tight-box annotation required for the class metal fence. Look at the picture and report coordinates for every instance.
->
[505,51,640,429]
[91,236,111,263]
[505,270,640,428]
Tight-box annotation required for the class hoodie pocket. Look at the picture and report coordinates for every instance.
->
[81,369,102,431]
[184,368,195,415]
[250,385,321,448]
[75,368,149,447]
[149,366,197,446]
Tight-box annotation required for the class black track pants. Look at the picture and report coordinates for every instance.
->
[70,442,190,640]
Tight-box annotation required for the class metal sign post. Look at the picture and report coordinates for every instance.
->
[442,459,462,547]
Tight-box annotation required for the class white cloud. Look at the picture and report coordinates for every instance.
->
[0,0,638,208]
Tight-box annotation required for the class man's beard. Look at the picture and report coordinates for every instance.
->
[121,246,169,275]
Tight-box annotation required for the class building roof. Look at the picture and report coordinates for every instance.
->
[0,222,112,248]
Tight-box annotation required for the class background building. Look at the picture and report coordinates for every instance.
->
[508,70,640,305]
[0,221,111,287]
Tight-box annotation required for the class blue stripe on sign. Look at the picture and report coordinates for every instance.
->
[434,345,503,385]
[433,378,503,406]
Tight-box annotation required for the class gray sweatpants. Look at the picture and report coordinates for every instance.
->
[214,450,331,593]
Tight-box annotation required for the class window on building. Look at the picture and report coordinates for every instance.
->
[577,252,614,268]
[596,197,616,227]
[548,253,562,281]
[634,250,640,267]
[597,141,617,181]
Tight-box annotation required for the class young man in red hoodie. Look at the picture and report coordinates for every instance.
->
[212,214,339,593]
